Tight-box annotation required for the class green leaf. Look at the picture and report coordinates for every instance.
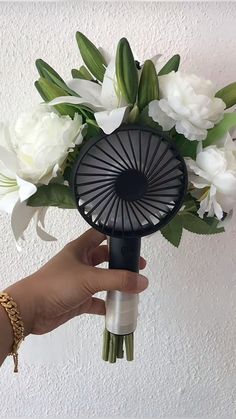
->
[215,82,236,109]
[35,77,91,119]
[138,105,162,131]
[71,66,93,80]
[27,184,76,209]
[76,32,107,82]
[127,104,139,123]
[42,68,78,96]
[171,132,198,159]
[182,196,198,213]
[138,60,159,111]
[204,113,236,147]
[181,213,224,235]
[161,215,183,247]
[85,118,101,138]
[158,54,180,76]
[36,59,65,85]
[116,38,139,105]
[35,78,76,118]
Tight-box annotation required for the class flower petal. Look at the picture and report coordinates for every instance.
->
[0,145,18,174]
[11,200,37,245]
[0,123,14,152]
[16,175,37,202]
[67,79,103,106]
[0,190,19,214]
[149,100,175,131]
[95,107,128,134]
[35,207,57,242]
[49,96,103,112]
[101,58,126,109]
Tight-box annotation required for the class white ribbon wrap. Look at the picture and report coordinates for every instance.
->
[105,290,139,335]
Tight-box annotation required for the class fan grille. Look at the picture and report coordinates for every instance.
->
[71,125,188,238]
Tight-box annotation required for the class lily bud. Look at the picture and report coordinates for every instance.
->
[115,38,138,105]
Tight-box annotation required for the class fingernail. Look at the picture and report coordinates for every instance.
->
[137,274,149,290]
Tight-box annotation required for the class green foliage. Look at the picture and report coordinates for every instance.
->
[36,59,65,84]
[158,54,180,76]
[36,59,76,96]
[138,60,159,111]
[85,118,101,138]
[171,132,198,159]
[71,66,93,80]
[27,184,76,209]
[127,105,139,123]
[181,213,224,235]
[35,78,76,118]
[138,105,162,131]
[115,38,139,105]
[76,32,107,82]
[216,82,236,109]
[204,113,236,147]
[161,215,183,247]
[161,194,224,247]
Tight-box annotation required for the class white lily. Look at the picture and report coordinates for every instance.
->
[0,125,55,248]
[0,143,36,213]
[49,58,130,135]
[11,202,56,251]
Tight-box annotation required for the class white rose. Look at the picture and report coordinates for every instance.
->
[10,104,84,184]
[149,71,226,141]
[185,134,236,219]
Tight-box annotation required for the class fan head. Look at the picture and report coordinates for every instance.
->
[71,125,188,238]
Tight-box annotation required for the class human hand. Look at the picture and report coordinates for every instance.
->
[5,229,148,337]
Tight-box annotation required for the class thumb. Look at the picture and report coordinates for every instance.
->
[89,267,148,293]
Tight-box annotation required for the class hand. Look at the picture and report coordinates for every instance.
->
[5,229,148,336]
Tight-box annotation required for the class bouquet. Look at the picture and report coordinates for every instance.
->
[1,32,236,362]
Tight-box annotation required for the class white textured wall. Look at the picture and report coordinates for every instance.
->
[0,1,236,417]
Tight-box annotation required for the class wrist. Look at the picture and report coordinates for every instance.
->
[0,303,14,356]
[4,275,37,337]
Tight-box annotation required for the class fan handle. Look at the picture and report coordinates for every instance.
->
[105,236,141,335]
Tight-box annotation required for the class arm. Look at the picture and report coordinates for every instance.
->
[0,228,148,368]
[0,305,13,367]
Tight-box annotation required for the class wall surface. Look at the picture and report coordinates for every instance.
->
[0,1,236,417]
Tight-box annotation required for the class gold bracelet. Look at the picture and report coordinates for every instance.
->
[0,292,25,373]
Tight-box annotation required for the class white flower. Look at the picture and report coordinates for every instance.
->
[186,134,236,219]
[10,104,84,184]
[0,138,40,247]
[0,143,36,215]
[49,58,129,135]
[149,71,226,141]
[0,105,83,247]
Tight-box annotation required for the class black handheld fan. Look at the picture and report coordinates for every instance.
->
[71,125,187,362]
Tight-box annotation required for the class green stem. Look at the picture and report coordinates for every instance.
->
[108,333,117,363]
[102,328,110,361]
[116,335,124,359]
[125,333,134,361]
[102,329,135,362]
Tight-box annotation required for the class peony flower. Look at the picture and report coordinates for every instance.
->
[0,105,83,246]
[10,104,84,184]
[49,58,129,135]
[185,134,236,219]
[149,71,226,141]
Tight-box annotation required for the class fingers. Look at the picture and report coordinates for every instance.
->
[69,228,106,252]
[139,256,146,270]
[85,297,106,315]
[90,245,108,266]
[90,245,147,269]
[89,267,148,294]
